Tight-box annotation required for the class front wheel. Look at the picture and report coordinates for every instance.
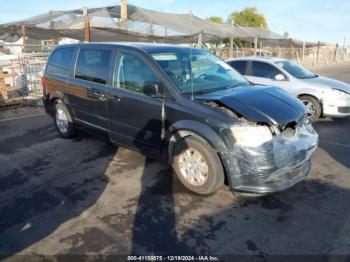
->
[173,136,225,195]
[53,101,75,139]
[300,95,322,122]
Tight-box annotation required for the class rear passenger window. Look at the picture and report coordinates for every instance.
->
[113,52,158,95]
[251,61,282,79]
[75,49,112,85]
[228,61,247,75]
[46,47,75,76]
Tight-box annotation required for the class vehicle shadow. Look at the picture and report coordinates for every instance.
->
[131,158,194,254]
[0,130,116,258]
[131,120,194,254]
[314,117,350,168]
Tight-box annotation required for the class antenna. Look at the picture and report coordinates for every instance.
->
[189,10,194,100]
[191,42,194,100]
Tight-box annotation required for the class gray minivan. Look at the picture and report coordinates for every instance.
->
[43,43,318,195]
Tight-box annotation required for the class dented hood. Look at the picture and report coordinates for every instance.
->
[195,85,306,125]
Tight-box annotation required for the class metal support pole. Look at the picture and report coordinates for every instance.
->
[229,37,234,58]
[197,31,203,48]
[302,40,305,62]
[21,24,26,53]
[253,37,258,56]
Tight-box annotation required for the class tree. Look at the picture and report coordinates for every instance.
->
[227,7,268,28]
[283,32,289,39]
[207,16,224,23]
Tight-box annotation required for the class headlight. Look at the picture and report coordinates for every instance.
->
[231,125,273,147]
[329,88,350,98]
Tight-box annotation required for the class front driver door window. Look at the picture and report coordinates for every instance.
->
[106,51,164,156]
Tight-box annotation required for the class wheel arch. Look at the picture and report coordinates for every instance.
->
[297,93,323,116]
[167,120,228,163]
[297,93,321,102]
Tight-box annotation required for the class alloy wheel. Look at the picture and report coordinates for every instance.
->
[178,148,209,187]
[55,108,68,134]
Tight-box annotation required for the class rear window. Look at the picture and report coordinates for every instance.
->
[46,47,75,76]
[228,60,247,75]
[75,49,112,85]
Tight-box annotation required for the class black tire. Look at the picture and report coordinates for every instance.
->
[173,136,225,195]
[299,95,322,121]
[53,101,75,139]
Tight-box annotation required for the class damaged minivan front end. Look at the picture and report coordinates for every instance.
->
[223,120,318,193]
[197,86,319,194]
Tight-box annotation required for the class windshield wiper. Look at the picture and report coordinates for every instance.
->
[225,82,248,89]
[183,82,248,95]
[187,88,223,95]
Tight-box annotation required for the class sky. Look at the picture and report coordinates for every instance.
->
[0,0,349,44]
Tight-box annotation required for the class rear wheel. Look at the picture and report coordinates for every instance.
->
[300,95,322,121]
[173,136,225,195]
[53,101,75,139]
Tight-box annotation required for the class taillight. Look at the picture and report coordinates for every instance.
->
[41,76,46,94]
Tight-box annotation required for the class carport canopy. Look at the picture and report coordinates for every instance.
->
[0,4,312,46]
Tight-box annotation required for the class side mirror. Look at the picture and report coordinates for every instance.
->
[143,81,164,98]
[274,74,286,81]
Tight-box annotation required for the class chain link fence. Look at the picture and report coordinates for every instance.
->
[0,44,53,109]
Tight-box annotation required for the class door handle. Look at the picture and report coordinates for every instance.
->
[92,90,106,101]
[110,94,121,102]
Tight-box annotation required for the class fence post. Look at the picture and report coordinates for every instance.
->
[316,41,320,65]
[278,46,281,58]
[83,7,90,42]
[253,37,258,56]
[296,51,300,64]
[334,43,339,63]
[302,40,305,62]
[313,50,316,67]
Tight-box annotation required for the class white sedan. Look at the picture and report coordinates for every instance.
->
[227,57,350,120]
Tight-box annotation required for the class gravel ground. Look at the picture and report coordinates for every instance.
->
[0,63,349,259]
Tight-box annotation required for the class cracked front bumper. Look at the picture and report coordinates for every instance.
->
[221,124,318,194]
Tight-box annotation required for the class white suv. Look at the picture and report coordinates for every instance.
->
[227,57,350,120]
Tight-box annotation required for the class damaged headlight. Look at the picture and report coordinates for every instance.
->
[231,125,273,147]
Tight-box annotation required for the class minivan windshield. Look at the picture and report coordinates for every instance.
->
[275,60,317,79]
[150,49,249,94]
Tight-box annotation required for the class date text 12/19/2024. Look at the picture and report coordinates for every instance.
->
[127,256,220,261]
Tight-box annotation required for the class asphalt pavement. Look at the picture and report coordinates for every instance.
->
[0,63,349,258]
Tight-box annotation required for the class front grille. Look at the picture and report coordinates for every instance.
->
[338,107,350,113]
